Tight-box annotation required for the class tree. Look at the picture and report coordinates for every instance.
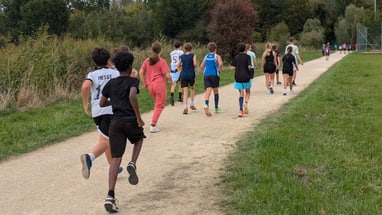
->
[300,18,325,48]
[282,0,312,36]
[334,4,365,44]
[69,0,110,12]
[207,0,257,59]
[150,0,210,39]
[19,0,69,36]
[267,22,290,51]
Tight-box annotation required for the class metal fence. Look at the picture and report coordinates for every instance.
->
[357,23,382,52]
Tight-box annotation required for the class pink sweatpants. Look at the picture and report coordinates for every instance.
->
[148,81,167,126]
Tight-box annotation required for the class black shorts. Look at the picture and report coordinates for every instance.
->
[109,118,146,158]
[249,68,255,79]
[264,63,276,73]
[180,79,195,88]
[93,114,112,137]
[204,76,220,89]
[282,69,293,76]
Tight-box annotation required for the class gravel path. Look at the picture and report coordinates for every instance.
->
[0,52,344,215]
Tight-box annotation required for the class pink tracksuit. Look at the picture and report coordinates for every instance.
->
[140,57,170,126]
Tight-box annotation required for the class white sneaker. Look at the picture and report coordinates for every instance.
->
[290,89,295,94]
[282,89,287,96]
[149,125,160,133]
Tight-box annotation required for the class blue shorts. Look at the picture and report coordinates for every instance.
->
[170,70,181,82]
[234,81,252,91]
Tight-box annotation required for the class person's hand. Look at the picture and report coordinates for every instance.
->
[137,118,145,127]
[84,108,91,117]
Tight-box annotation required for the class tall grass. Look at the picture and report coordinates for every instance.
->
[220,53,382,214]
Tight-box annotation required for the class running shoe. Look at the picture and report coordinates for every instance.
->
[183,107,188,114]
[177,98,183,102]
[80,154,92,179]
[238,110,244,117]
[292,81,297,86]
[118,166,123,174]
[215,107,220,113]
[104,195,119,213]
[243,104,249,114]
[127,162,139,185]
[270,87,274,94]
[189,104,197,110]
[290,89,295,94]
[276,81,282,85]
[170,97,174,106]
[149,125,160,133]
[204,105,212,116]
[283,89,287,96]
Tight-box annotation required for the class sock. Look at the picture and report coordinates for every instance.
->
[171,92,174,97]
[205,100,209,107]
[191,99,194,105]
[183,102,188,108]
[89,153,95,161]
[107,190,115,198]
[179,92,182,99]
[214,94,219,108]
[239,97,244,110]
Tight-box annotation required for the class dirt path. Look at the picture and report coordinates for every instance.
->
[0,52,344,215]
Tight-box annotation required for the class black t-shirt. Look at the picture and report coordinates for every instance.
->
[231,53,251,83]
[282,53,296,73]
[102,76,140,118]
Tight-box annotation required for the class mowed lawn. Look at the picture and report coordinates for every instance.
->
[220,53,382,214]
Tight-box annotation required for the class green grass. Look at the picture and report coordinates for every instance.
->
[220,53,382,214]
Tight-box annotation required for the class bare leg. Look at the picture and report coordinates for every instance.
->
[108,157,122,191]
[92,135,109,162]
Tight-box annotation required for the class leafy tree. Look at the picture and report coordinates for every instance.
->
[300,18,325,48]
[282,0,312,36]
[267,22,290,51]
[207,0,257,60]
[335,4,365,44]
[19,0,69,36]
[252,0,286,41]
[125,8,154,47]
[69,0,110,12]
[150,0,210,39]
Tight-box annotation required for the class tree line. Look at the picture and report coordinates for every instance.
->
[0,0,381,57]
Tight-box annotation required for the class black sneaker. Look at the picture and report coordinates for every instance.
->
[80,154,92,179]
[170,97,174,106]
[104,195,119,213]
[270,87,274,94]
[127,162,138,185]
[293,81,297,86]
[177,98,183,102]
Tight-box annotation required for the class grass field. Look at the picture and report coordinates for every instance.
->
[220,53,382,214]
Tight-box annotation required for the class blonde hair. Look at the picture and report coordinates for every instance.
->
[264,42,272,56]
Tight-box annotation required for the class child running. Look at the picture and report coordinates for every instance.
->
[169,40,184,105]
[139,41,174,133]
[282,46,297,95]
[178,42,198,114]
[200,42,223,116]
[230,43,252,117]
[100,51,145,213]
[261,42,277,94]
[80,47,123,179]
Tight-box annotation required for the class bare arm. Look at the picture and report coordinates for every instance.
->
[99,95,111,107]
[81,80,92,116]
[129,87,145,127]
[138,69,147,88]
[297,54,303,65]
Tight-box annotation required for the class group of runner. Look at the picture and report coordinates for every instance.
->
[79,37,304,213]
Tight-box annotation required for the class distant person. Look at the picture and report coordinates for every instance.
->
[334,43,338,51]
[282,46,297,95]
[200,42,223,116]
[285,37,303,86]
[80,47,122,179]
[246,43,258,79]
[339,43,343,54]
[322,43,326,56]
[272,44,281,85]
[325,42,330,61]
[178,43,198,114]
[139,41,174,133]
[342,43,347,54]
[169,41,184,106]
[261,42,277,94]
[230,43,252,117]
[100,51,145,213]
